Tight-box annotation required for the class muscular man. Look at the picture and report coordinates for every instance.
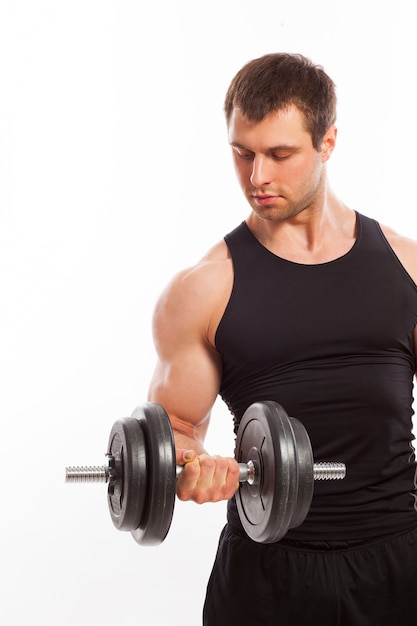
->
[148,53,417,625]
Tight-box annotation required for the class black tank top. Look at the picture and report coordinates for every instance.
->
[216,212,417,540]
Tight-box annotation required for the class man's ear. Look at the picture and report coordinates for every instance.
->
[321,125,337,162]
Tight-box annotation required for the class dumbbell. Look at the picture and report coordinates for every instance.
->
[66,400,346,545]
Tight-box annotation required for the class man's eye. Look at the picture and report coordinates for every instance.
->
[236,150,254,160]
[272,154,290,161]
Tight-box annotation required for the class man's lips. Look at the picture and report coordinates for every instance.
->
[253,194,281,205]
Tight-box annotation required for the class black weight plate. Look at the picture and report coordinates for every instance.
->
[107,417,147,532]
[288,416,314,529]
[235,401,299,544]
[130,403,176,546]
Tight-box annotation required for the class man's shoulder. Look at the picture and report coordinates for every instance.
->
[155,239,233,320]
[379,222,417,285]
[176,238,232,284]
[379,222,417,250]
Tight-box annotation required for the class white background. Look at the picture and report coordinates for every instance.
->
[1,1,416,624]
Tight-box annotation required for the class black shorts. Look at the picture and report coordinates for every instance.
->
[203,524,417,626]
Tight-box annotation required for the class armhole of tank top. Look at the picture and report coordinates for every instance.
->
[374,220,417,292]
[214,233,237,350]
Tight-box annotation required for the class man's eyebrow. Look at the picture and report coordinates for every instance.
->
[269,145,299,151]
[230,141,299,151]
[229,141,251,149]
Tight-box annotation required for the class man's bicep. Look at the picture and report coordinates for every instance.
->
[147,346,221,444]
[147,272,222,438]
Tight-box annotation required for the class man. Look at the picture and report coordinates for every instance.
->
[148,53,417,624]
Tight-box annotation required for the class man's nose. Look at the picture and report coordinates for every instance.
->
[250,156,273,187]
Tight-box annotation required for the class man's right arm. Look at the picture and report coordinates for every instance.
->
[147,256,240,504]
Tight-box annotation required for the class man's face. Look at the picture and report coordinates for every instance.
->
[227,105,335,222]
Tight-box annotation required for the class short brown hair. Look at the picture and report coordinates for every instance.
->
[224,53,337,150]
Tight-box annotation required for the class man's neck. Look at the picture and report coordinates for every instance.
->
[246,195,356,265]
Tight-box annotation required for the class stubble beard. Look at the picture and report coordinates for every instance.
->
[249,170,325,223]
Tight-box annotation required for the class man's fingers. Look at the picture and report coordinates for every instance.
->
[176,454,240,503]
